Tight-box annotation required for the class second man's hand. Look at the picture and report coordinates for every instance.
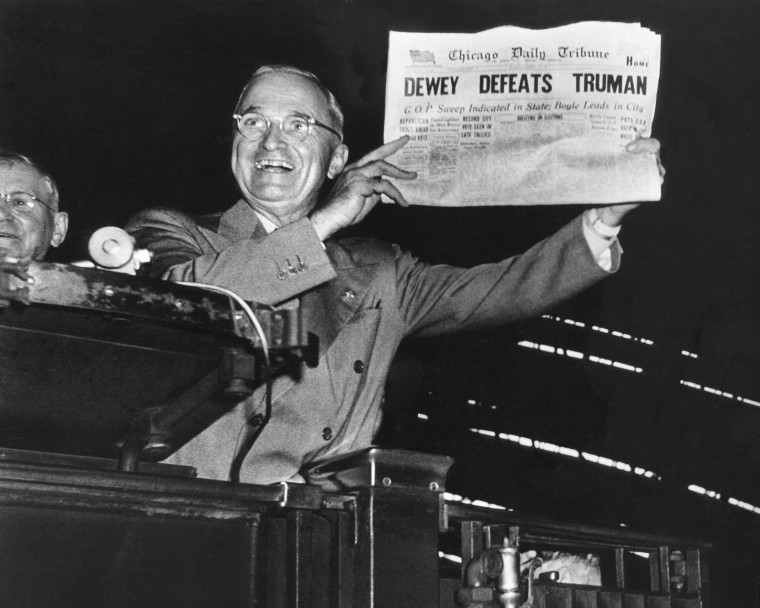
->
[311,136,417,241]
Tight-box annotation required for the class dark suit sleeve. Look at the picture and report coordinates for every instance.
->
[125,207,336,304]
[395,215,619,337]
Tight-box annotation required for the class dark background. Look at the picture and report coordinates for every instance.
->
[1,0,759,604]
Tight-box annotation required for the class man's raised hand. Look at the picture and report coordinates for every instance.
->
[594,137,665,227]
[311,136,417,241]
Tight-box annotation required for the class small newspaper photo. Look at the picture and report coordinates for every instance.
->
[383,22,662,206]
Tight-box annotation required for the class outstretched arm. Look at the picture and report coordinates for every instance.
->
[126,208,336,304]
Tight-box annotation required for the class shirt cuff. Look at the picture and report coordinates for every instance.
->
[582,209,621,272]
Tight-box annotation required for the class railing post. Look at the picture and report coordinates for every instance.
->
[304,448,453,608]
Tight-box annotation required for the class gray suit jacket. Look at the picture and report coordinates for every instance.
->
[127,201,618,484]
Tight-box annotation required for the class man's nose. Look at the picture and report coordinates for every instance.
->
[260,123,287,149]
[0,196,15,219]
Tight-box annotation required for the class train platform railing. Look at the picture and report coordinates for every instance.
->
[298,447,711,608]
[0,446,710,608]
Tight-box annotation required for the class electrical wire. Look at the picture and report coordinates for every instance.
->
[175,281,270,364]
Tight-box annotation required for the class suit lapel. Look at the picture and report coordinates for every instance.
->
[198,200,267,252]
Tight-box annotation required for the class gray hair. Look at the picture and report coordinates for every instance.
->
[235,64,344,135]
[0,149,60,210]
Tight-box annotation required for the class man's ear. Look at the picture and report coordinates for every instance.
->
[50,211,69,248]
[327,143,349,179]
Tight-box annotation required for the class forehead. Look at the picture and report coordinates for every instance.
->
[238,72,330,120]
[0,162,47,193]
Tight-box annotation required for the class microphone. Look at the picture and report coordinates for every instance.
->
[86,226,151,274]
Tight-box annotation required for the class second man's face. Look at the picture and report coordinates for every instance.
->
[231,72,347,225]
[0,163,67,261]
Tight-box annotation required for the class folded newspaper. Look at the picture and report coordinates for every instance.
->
[383,22,661,206]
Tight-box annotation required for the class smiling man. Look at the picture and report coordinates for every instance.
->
[126,64,662,485]
[0,150,68,262]
[229,69,349,227]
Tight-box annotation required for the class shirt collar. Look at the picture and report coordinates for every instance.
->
[253,211,278,234]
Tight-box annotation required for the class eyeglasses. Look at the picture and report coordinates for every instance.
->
[0,192,55,216]
[233,112,342,143]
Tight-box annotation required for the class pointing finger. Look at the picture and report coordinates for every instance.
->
[352,136,411,168]
[366,160,417,180]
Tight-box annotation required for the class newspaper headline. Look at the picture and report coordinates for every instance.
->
[383,22,662,206]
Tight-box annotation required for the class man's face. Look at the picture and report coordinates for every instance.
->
[231,72,348,224]
[0,162,68,261]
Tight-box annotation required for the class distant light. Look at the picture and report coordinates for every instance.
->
[535,440,560,453]
[417,413,429,420]
[729,497,760,516]
[518,341,642,373]
[688,484,721,500]
[564,318,586,328]
[472,499,506,510]
[439,551,463,564]
[542,314,655,345]
[582,452,638,475]
[472,428,658,481]
[680,380,701,390]
[589,355,612,366]
[631,551,649,558]
[680,380,760,408]
[612,361,643,373]
[467,399,477,405]
[534,440,580,458]
[444,491,507,511]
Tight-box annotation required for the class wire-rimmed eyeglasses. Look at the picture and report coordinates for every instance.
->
[233,112,342,144]
[0,192,55,216]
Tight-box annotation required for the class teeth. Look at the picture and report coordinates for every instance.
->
[254,159,294,171]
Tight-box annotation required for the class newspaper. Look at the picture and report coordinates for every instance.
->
[383,22,662,206]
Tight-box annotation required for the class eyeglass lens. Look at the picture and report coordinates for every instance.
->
[0,193,49,214]
[238,114,312,143]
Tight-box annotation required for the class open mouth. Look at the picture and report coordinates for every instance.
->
[254,159,295,172]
